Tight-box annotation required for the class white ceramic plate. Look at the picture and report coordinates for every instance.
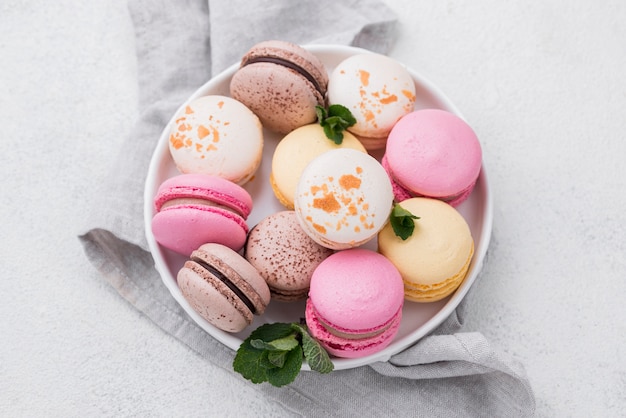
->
[144,45,493,371]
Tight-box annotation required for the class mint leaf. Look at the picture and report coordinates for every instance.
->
[233,322,334,387]
[251,334,299,352]
[316,104,356,144]
[267,346,303,387]
[267,350,288,368]
[390,204,420,240]
[328,104,356,125]
[291,323,333,374]
[315,105,327,123]
[233,323,296,384]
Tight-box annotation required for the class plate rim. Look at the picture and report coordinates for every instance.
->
[143,44,493,371]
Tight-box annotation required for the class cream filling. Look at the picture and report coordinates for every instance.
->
[160,197,239,215]
[317,314,394,340]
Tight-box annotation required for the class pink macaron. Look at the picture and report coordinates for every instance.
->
[305,249,404,359]
[151,174,252,256]
[383,109,482,207]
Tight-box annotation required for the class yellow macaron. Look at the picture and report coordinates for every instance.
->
[270,124,366,209]
[377,197,474,302]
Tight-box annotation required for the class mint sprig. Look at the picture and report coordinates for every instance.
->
[390,204,420,240]
[291,323,334,374]
[233,322,334,387]
[316,104,356,145]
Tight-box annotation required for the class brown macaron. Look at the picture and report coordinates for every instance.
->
[230,40,328,134]
[177,243,270,333]
[245,211,334,301]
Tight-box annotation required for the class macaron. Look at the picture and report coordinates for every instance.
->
[168,95,263,185]
[151,174,252,256]
[377,197,474,302]
[244,211,334,301]
[382,109,482,207]
[327,53,416,150]
[230,40,329,134]
[270,123,366,209]
[294,148,394,250]
[177,243,271,333]
[305,249,404,359]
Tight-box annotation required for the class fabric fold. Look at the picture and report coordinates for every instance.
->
[79,0,535,416]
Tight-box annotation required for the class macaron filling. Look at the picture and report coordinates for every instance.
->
[190,255,257,314]
[314,306,401,340]
[269,287,309,301]
[155,187,251,217]
[159,197,244,216]
[397,179,476,204]
[382,155,477,206]
[243,56,325,101]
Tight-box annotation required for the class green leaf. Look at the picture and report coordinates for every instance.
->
[233,322,334,387]
[328,104,356,125]
[233,323,297,384]
[315,105,327,123]
[389,203,420,240]
[233,344,270,384]
[250,334,299,352]
[316,104,356,145]
[291,323,334,374]
[267,350,288,368]
[267,345,303,387]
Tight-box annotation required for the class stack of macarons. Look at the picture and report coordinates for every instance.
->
[149,40,483,360]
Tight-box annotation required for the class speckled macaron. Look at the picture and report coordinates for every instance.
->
[327,53,416,150]
[230,40,329,134]
[294,148,394,250]
[168,95,263,185]
[270,123,366,209]
[245,211,334,301]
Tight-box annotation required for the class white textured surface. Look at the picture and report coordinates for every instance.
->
[1,0,625,416]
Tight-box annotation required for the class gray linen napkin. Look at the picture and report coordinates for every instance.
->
[79,0,535,416]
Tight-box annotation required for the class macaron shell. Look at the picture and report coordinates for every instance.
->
[239,40,328,95]
[168,95,263,185]
[294,149,394,250]
[195,243,271,313]
[270,124,366,209]
[377,197,474,302]
[154,174,253,217]
[385,109,482,200]
[381,154,413,202]
[177,243,271,333]
[305,249,404,358]
[328,53,416,148]
[348,133,388,151]
[230,41,328,134]
[269,172,294,210]
[152,174,253,256]
[305,299,402,359]
[244,211,333,301]
[152,205,248,256]
[403,259,471,303]
[178,263,251,333]
[382,154,476,207]
[307,249,404,332]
